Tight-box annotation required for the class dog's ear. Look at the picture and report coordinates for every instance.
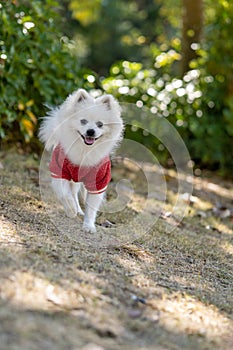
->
[76,89,90,103]
[97,95,114,110]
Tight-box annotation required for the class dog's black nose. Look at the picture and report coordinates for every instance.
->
[86,129,95,137]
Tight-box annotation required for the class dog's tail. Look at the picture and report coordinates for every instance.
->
[38,108,59,151]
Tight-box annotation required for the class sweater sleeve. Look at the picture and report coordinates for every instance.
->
[49,146,71,181]
[83,158,111,194]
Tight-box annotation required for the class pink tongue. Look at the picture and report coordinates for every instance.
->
[85,136,95,145]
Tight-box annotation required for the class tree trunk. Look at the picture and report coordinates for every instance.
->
[181,0,203,75]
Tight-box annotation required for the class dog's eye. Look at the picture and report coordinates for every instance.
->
[80,119,88,125]
[96,121,103,128]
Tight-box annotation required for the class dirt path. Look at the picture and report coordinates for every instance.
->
[0,149,232,350]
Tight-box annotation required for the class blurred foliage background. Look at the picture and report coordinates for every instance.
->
[1,0,233,174]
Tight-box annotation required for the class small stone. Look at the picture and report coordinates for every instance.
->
[127,308,143,318]
[81,343,105,350]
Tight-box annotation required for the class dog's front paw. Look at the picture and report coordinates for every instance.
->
[82,222,96,233]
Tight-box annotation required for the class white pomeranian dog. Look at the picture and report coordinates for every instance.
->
[39,89,123,233]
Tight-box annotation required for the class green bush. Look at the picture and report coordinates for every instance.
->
[101,57,233,173]
[189,0,233,173]
[0,0,91,143]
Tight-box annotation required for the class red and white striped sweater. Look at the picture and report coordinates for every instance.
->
[49,145,111,194]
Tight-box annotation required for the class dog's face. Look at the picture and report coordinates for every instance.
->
[76,116,105,146]
[67,89,123,148]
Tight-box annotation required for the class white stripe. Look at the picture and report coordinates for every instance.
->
[51,172,60,178]
[87,185,108,194]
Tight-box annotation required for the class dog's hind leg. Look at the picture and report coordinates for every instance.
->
[51,178,78,218]
[83,192,105,233]
[70,182,84,216]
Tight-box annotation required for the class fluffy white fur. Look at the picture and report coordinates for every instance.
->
[39,89,123,233]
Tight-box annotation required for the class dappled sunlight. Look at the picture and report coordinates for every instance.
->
[195,178,233,201]
[1,271,56,311]
[166,189,213,211]
[0,270,101,312]
[159,163,233,203]
[115,244,233,347]
[0,268,125,338]
[0,276,127,349]
[0,216,23,245]
[220,242,233,255]
[1,146,233,349]
[151,294,232,342]
[204,217,233,236]
[0,131,232,349]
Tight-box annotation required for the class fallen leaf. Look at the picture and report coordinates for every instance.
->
[213,206,232,219]
[197,211,208,218]
[99,220,115,228]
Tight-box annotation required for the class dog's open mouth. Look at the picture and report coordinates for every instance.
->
[83,135,96,145]
[78,132,100,146]
[77,131,102,146]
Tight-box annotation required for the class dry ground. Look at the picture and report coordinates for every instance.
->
[0,148,232,350]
